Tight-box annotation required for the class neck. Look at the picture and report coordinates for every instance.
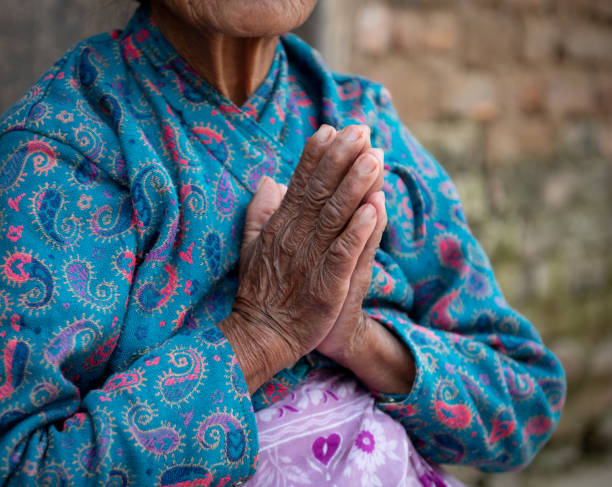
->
[151,2,278,107]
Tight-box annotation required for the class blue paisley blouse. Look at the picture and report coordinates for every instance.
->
[0,5,565,486]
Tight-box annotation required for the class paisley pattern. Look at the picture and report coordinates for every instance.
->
[0,4,564,486]
[2,250,54,313]
[64,259,117,310]
[196,412,247,464]
[157,347,205,404]
[124,403,182,457]
[30,184,81,247]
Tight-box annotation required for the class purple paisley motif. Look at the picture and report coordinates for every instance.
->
[73,125,103,162]
[106,469,130,487]
[74,157,99,185]
[90,196,134,239]
[160,465,212,487]
[0,146,27,192]
[431,433,465,464]
[158,348,204,404]
[145,216,179,262]
[29,381,60,407]
[3,251,54,312]
[126,403,181,455]
[245,143,277,191]
[131,164,170,231]
[37,463,70,487]
[79,413,112,474]
[503,365,535,400]
[202,231,222,278]
[196,413,246,463]
[215,170,236,217]
[538,378,566,412]
[65,260,117,310]
[0,340,29,401]
[33,186,80,247]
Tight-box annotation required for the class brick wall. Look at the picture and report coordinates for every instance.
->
[345,0,612,484]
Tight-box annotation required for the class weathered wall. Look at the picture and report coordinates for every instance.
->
[0,0,137,113]
[346,0,612,484]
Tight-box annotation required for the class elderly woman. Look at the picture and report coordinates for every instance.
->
[0,0,565,485]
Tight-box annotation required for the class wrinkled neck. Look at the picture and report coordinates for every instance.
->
[151,2,278,107]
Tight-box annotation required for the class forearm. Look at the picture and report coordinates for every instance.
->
[340,315,416,394]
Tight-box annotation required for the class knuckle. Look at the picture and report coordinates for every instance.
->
[304,175,329,207]
[317,200,343,234]
[277,225,299,255]
[328,147,348,168]
[329,236,355,263]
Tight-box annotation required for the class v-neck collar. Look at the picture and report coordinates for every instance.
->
[123,5,283,124]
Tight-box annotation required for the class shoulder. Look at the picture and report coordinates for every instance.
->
[0,30,128,160]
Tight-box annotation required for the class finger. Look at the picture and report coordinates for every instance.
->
[361,148,384,205]
[242,176,285,247]
[303,125,370,215]
[321,202,377,290]
[345,191,387,304]
[278,183,288,199]
[313,148,382,247]
[288,125,370,243]
[274,125,336,219]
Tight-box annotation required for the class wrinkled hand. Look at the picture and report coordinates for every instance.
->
[315,188,386,365]
[220,125,384,391]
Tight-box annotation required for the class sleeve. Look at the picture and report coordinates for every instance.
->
[362,88,567,472]
[0,130,258,485]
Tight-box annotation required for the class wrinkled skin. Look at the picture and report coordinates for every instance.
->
[150,0,318,105]
[155,0,318,37]
[219,125,387,390]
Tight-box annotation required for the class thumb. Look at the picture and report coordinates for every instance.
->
[243,176,284,246]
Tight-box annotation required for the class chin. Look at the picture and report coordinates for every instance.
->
[162,0,318,37]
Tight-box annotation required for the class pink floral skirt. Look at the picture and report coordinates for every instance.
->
[247,369,466,487]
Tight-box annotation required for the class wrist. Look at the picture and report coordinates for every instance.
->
[218,310,298,394]
[343,314,416,395]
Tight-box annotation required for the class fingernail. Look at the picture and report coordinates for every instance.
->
[357,154,377,176]
[344,125,362,142]
[371,148,384,163]
[318,124,335,142]
[362,204,376,219]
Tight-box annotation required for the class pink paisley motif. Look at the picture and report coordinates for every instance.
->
[103,370,144,394]
[163,123,189,167]
[435,401,472,430]
[488,417,516,444]
[28,140,58,175]
[3,251,32,283]
[0,339,30,401]
[86,333,120,369]
[158,348,205,404]
[430,290,460,330]
[436,234,468,274]
[525,415,553,436]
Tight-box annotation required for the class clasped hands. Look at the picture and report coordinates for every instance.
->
[220,125,413,394]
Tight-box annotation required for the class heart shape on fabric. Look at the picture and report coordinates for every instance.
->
[312,433,341,466]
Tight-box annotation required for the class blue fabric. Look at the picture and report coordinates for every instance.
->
[0,6,565,485]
